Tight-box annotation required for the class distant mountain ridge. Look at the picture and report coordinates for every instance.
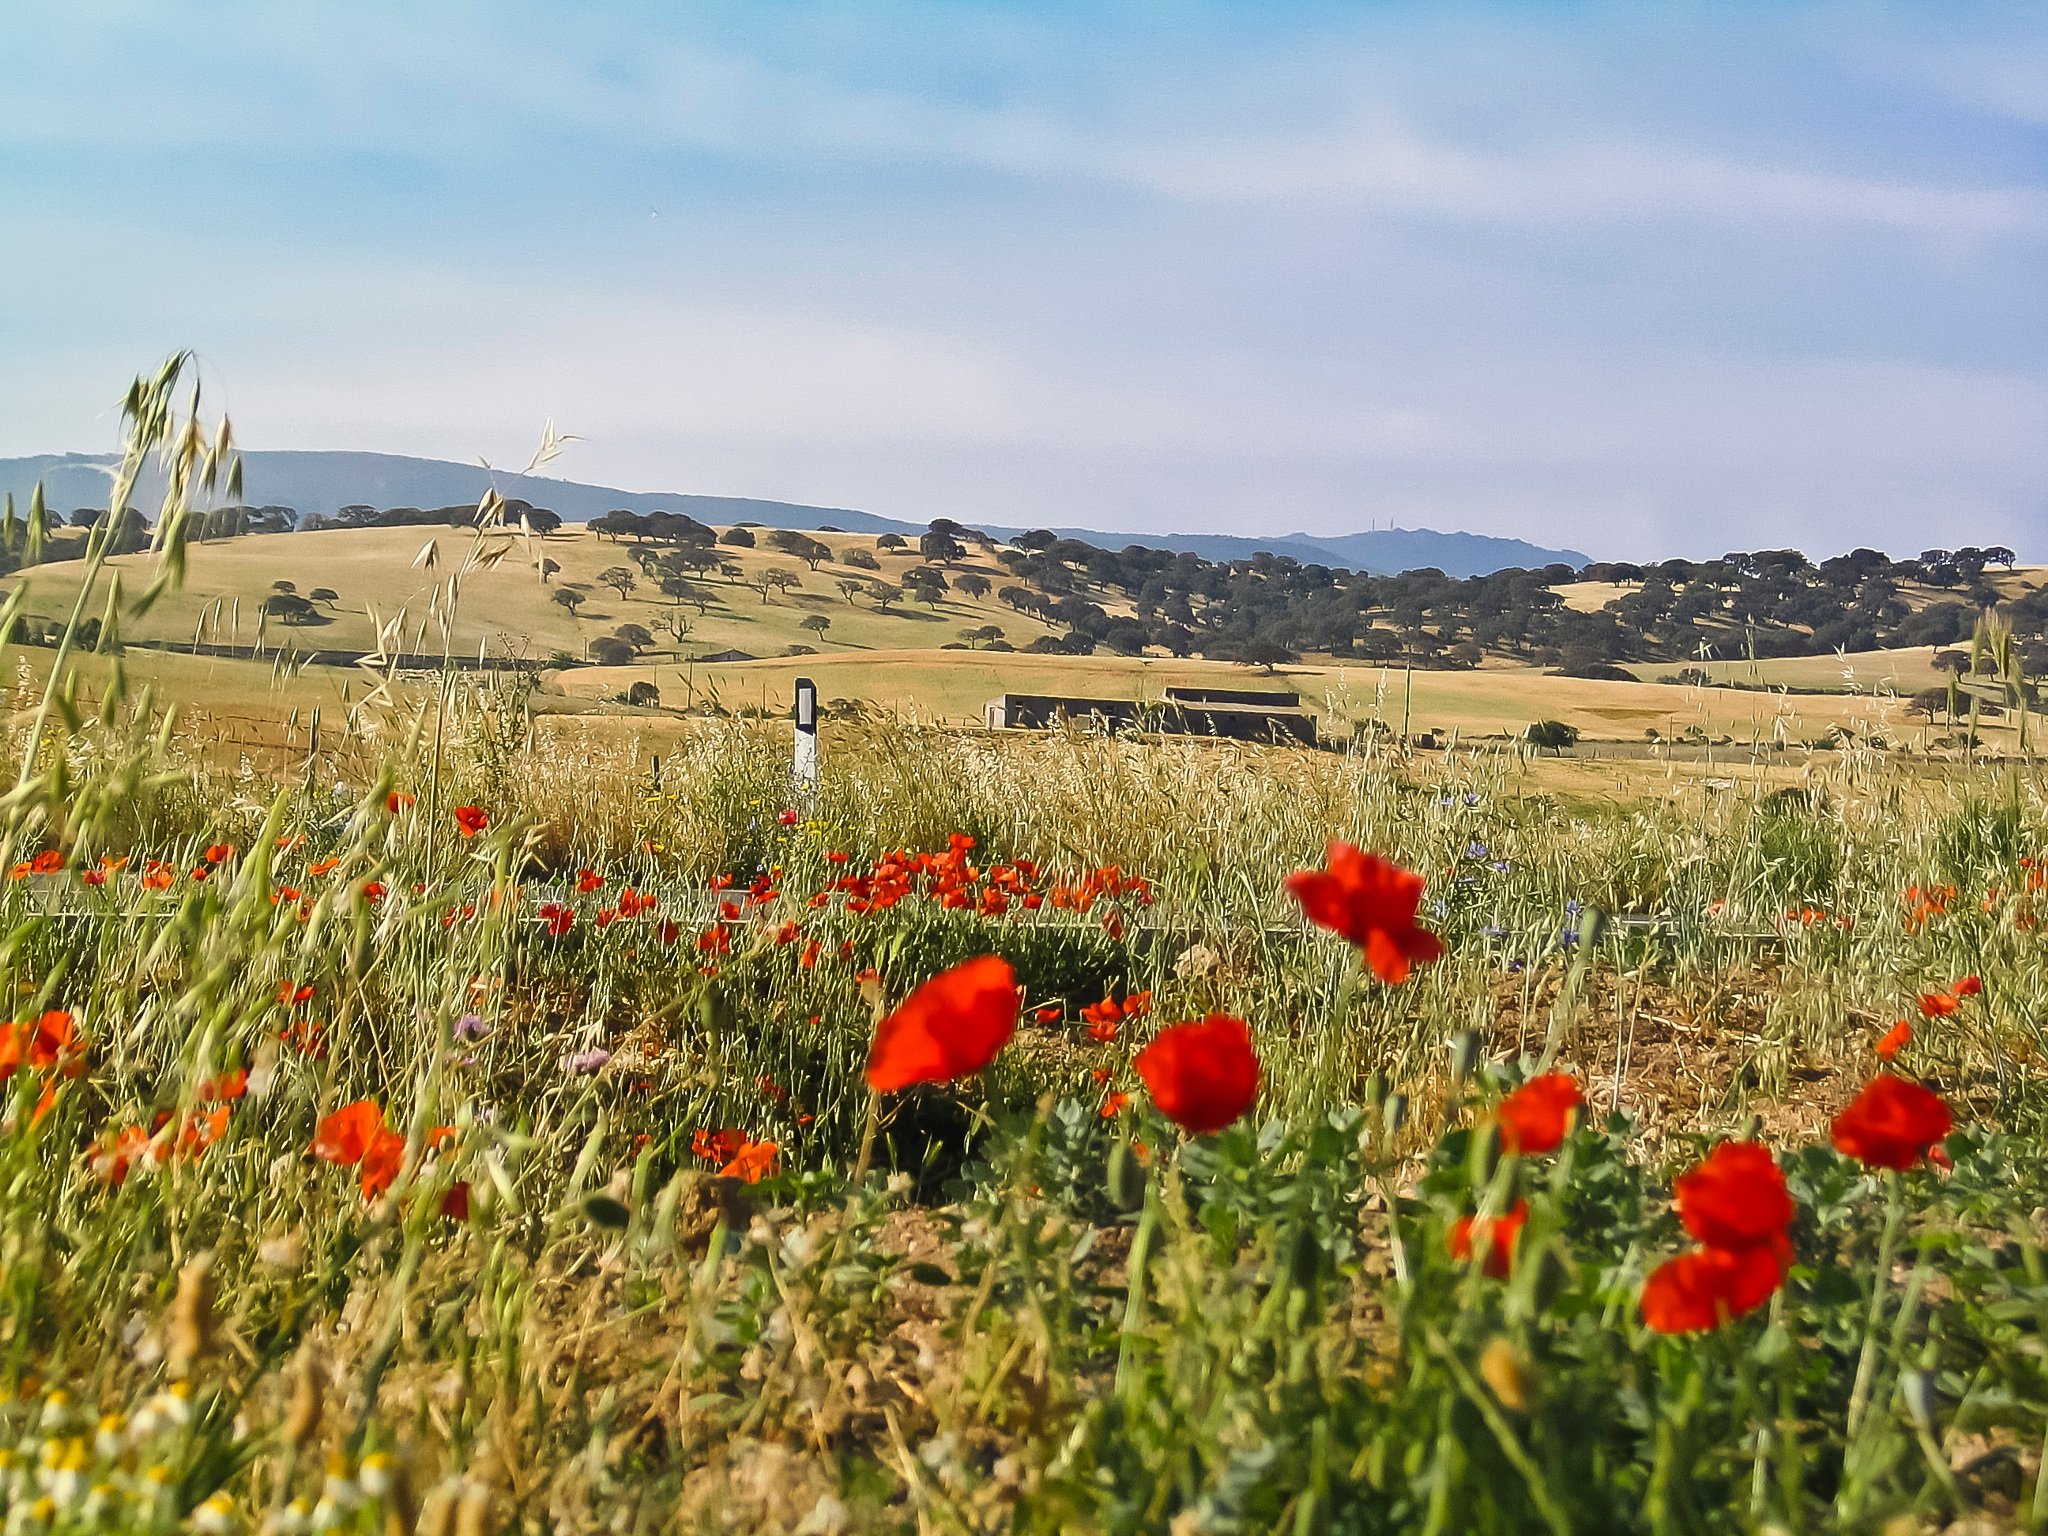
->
[0,450,1588,578]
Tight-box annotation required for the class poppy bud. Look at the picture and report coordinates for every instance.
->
[282,1340,324,1450]
[454,1481,495,1536]
[416,1481,458,1536]
[166,1254,215,1380]
[1901,1369,1937,1431]
[1467,1122,1501,1189]
[1105,1141,1144,1213]
[1528,1244,1571,1315]
[1383,1093,1408,1139]
[1735,1113,1762,1142]
[1286,1224,1322,1292]
[1446,1030,1482,1088]
[1477,1336,1531,1413]
[1361,1070,1389,1111]
[580,1193,631,1231]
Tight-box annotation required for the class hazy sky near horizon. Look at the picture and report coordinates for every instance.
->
[1,2,2044,561]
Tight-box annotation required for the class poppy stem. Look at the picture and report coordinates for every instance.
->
[849,1089,880,1187]
[1844,1171,1904,1441]
[1114,1179,1160,1396]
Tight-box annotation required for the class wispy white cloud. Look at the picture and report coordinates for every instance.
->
[1,0,2043,558]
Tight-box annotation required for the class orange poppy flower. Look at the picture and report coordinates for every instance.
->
[692,1127,747,1164]
[1495,1073,1584,1157]
[386,791,415,814]
[1917,991,1959,1019]
[197,1069,248,1102]
[452,806,489,837]
[717,1140,780,1183]
[575,869,605,894]
[1448,1198,1528,1279]
[865,955,1020,1093]
[1284,844,1444,985]
[310,1100,388,1165]
[1672,1141,1792,1250]
[1830,1075,1953,1171]
[1099,1091,1131,1119]
[204,843,233,865]
[358,1127,408,1197]
[1875,1020,1911,1062]
[1641,1238,1790,1334]
[440,1182,471,1220]
[90,1125,152,1185]
[1953,975,1983,998]
[1132,1015,1260,1135]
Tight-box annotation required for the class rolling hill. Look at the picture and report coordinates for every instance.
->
[0,451,1587,578]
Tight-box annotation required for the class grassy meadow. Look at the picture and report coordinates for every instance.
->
[5,372,2048,1534]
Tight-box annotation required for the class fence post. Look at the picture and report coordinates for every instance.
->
[793,677,819,791]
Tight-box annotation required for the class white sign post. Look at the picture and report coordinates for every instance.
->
[792,677,819,791]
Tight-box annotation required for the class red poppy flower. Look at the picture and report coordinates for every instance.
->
[310,1100,388,1165]
[1448,1199,1528,1279]
[452,806,489,837]
[440,1181,471,1221]
[1284,844,1444,985]
[197,1069,248,1103]
[358,1127,407,1197]
[1917,991,1960,1019]
[1132,1015,1261,1135]
[1875,1020,1911,1062]
[865,956,1021,1092]
[1495,1073,1584,1156]
[717,1140,780,1182]
[1673,1141,1792,1250]
[90,1125,152,1186]
[204,843,233,865]
[1831,1075,1953,1171]
[386,791,415,814]
[575,868,605,894]
[692,1127,747,1164]
[1641,1238,1790,1334]
[538,902,574,937]
[777,809,799,827]
[1033,1004,1063,1025]
[1953,975,1983,998]
[1099,1091,1131,1119]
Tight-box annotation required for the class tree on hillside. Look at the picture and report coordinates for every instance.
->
[552,587,587,618]
[655,608,692,645]
[309,587,339,608]
[1524,720,1579,755]
[1909,687,1952,722]
[515,508,563,534]
[875,533,906,551]
[960,624,1005,649]
[262,593,319,626]
[799,614,833,644]
[613,623,654,653]
[841,547,880,571]
[589,636,635,666]
[719,526,756,547]
[920,528,965,566]
[760,569,801,604]
[768,530,832,569]
[271,580,297,595]
[836,578,865,606]
[599,566,638,601]
[955,571,992,601]
[871,582,904,613]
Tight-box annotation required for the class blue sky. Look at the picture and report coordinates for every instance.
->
[1,1,2043,559]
